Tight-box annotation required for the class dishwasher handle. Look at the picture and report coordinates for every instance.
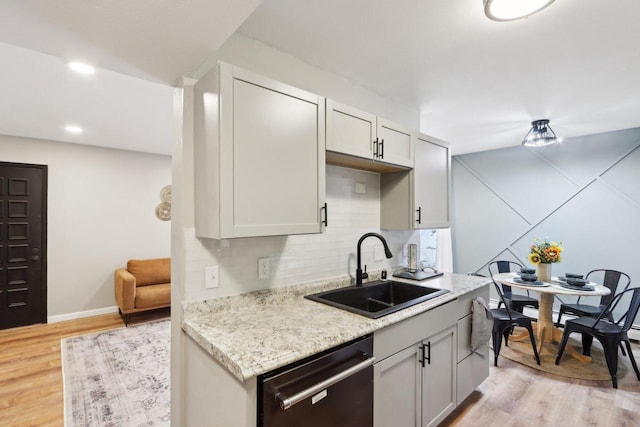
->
[277,355,375,411]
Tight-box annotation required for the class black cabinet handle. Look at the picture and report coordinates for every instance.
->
[379,138,384,159]
[416,207,422,224]
[419,344,425,367]
[322,202,328,227]
[373,137,379,158]
[425,342,431,365]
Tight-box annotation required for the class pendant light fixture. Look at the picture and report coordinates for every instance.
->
[522,119,561,147]
[484,0,555,21]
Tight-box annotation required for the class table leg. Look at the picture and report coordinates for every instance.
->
[509,292,592,363]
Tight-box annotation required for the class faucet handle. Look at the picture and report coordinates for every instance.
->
[362,264,369,280]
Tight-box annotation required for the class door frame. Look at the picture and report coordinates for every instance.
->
[0,161,48,324]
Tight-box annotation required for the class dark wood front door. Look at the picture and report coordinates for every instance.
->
[0,162,47,330]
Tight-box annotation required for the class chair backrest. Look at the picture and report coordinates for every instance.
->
[488,260,524,294]
[585,269,631,307]
[593,287,640,333]
[490,280,516,322]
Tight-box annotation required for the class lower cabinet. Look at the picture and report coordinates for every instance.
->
[374,326,456,427]
[373,284,490,427]
[374,343,421,427]
[421,326,457,426]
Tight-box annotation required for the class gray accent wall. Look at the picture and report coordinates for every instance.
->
[451,127,640,325]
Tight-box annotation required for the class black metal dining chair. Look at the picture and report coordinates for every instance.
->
[555,287,640,388]
[489,280,541,367]
[555,269,631,327]
[488,260,539,313]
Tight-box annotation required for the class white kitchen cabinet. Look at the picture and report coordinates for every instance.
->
[374,302,457,427]
[326,100,413,169]
[374,325,456,427]
[194,62,326,239]
[374,344,422,427]
[421,326,457,427]
[380,133,451,230]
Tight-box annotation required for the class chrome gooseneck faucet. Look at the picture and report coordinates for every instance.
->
[356,232,393,286]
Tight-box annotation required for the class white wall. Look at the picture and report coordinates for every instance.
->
[0,134,172,318]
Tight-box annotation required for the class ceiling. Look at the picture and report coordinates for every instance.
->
[1,0,639,155]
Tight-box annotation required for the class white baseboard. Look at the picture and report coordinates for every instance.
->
[48,306,119,324]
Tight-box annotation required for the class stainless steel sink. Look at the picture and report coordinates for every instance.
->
[304,280,450,319]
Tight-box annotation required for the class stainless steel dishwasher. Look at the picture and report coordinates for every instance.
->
[258,335,374,427]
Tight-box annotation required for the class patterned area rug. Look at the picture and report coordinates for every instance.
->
[61,320,170,426]
[496,327,627,381]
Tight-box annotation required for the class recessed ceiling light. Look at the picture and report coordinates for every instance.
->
[484,0,555,21]
[68,62,95,75]
[65,125,84,134]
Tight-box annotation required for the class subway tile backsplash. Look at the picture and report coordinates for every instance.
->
[184,165,419,301]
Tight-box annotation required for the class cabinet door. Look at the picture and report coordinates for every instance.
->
[326,100,376,159]
[377,118,414,168]
[374,344,421,427]
[413,134,450,228]
[221,67,325,238]
[421,326,456,427]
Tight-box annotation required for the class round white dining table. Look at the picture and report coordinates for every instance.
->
[493,272,611,363]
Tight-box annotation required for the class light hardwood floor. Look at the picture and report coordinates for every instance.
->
[0,312,638,426]
[442,343,640,427]
[0,310,168,427]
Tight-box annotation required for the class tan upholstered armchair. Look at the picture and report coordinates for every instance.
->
[114,258,171,325]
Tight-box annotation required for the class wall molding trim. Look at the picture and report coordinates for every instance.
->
[47,305,119,324]
[454,128,640,329]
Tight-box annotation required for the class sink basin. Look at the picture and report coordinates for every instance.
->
[304,280,450,319]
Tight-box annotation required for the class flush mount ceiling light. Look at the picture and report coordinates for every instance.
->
[484,0,555,21]
[522,119,561,147]
[68,61,95,75]
[65,125,84,134]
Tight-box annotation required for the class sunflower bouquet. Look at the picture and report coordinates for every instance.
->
[528,238,563,264]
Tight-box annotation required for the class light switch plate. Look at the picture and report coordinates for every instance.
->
[205,266,219,288]
[355,182,366,194]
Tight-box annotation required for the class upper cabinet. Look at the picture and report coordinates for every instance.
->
[326,100,414,169]
[194,62,326,239]
[413,134,451,229]
[380,133,451,230]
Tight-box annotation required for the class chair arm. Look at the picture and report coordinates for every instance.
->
[115,268,136,310]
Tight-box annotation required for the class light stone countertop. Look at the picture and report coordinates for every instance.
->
[182,272,490,382]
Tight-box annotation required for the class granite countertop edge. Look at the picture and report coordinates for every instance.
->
[181,272,490,382]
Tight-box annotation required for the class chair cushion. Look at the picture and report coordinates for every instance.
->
[135,283,171,308]
[127,258,170,286]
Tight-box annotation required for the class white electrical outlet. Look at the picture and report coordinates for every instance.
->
[205,266,219,288]
[258,257,270,279]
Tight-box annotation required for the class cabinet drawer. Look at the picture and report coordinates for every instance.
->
[456,351,489,406]
[456,314,472,363]
[455,284,490,320]
[374,301,457,361]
